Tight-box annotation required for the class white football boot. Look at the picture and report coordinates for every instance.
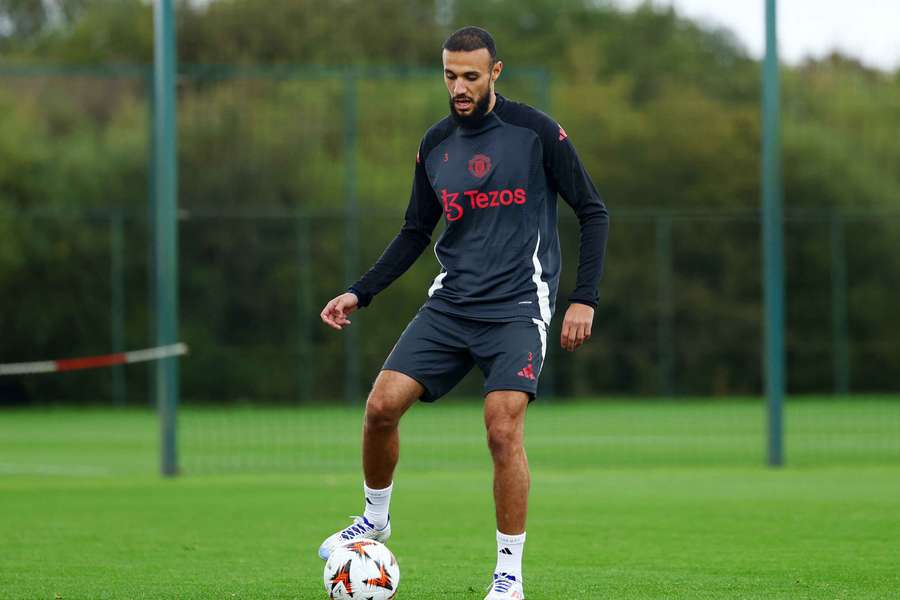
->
[317,515,391,560]
[484,572,525,599]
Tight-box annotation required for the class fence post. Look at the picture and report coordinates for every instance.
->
[831,212,850,395]
[343,72,362,405]
[762,0,785,467]
[656,214,675,396]
[110,209,126,406]
[537,68,552,114]
[146,69,157,409]
[298,212,314,403]
[154,0,179,476]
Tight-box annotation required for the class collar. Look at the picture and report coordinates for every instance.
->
[454,92,507,136]
[493,93,507,114]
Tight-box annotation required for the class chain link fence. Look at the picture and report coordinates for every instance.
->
[1,65,899,470]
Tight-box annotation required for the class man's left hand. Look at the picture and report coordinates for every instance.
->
[560,303,595,352]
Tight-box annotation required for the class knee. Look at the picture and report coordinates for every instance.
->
[365,390,402,433]
[486,421,521,457]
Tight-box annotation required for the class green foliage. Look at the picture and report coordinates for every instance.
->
[0,0,90,45]
[1,0,149,60]
[178,0,442,65]
[784,57,900,208]
[1,1,899,402]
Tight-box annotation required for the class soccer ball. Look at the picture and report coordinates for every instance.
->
[323,539,400,599]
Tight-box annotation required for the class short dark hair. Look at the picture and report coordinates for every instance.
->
[442,26,497,63]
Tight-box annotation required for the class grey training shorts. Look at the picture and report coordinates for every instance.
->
[382,307,547,402]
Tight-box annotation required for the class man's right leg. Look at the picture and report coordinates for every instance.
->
[317,370,422,560]
[319,307,474,559]
[362,369,423,488]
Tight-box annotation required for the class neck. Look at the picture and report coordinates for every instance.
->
[486,90,497,114]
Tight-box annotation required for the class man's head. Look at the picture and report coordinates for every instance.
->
[442,26,503,128]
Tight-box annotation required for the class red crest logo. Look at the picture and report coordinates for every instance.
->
[468,154,492,179]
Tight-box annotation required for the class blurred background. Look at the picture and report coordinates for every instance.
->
[1,0,899,474]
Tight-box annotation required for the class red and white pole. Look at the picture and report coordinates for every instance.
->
[0,343,188,376]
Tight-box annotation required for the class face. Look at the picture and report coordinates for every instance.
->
[443,48,503,126]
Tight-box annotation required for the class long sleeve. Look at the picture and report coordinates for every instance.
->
[348,143,443,307]
[544,124,609,308]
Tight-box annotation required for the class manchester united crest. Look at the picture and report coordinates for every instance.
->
[468,153,492,179]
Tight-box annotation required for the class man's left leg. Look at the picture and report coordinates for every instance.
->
[484,390,530,599]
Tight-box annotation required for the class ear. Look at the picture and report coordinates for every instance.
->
[491,60,503,83]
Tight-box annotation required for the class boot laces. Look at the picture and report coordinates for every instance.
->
[339,516,373,540]
[490,572,518,593]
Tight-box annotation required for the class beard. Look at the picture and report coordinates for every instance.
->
[449,89,492,129]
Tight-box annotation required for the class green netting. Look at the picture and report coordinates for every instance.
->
[2,67,899,471]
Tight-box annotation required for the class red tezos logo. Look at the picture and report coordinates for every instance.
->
[468,154,492,179]
[440,187,527,222]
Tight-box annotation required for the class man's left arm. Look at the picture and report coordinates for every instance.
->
[544,123,609,352]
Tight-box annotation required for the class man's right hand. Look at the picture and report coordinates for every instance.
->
[320,292,359,330]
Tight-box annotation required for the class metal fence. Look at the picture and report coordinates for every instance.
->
[3,208,900,405]
[3,64,900,471]
[2,65,900,404]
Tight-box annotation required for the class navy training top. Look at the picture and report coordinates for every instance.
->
[349,93,609,325]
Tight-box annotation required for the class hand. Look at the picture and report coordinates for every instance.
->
[320,292,359,330]
[560,303,594,352]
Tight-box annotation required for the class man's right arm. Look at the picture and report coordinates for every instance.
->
[347,144,443,307]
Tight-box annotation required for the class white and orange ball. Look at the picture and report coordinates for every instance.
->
[323,539,400,599]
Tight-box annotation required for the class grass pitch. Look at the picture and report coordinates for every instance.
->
[1,398,899,599]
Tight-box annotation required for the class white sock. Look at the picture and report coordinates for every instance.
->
[363,481,392,529]
[495,530,526,581]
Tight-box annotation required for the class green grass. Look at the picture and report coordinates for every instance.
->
[1,398,899,599]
